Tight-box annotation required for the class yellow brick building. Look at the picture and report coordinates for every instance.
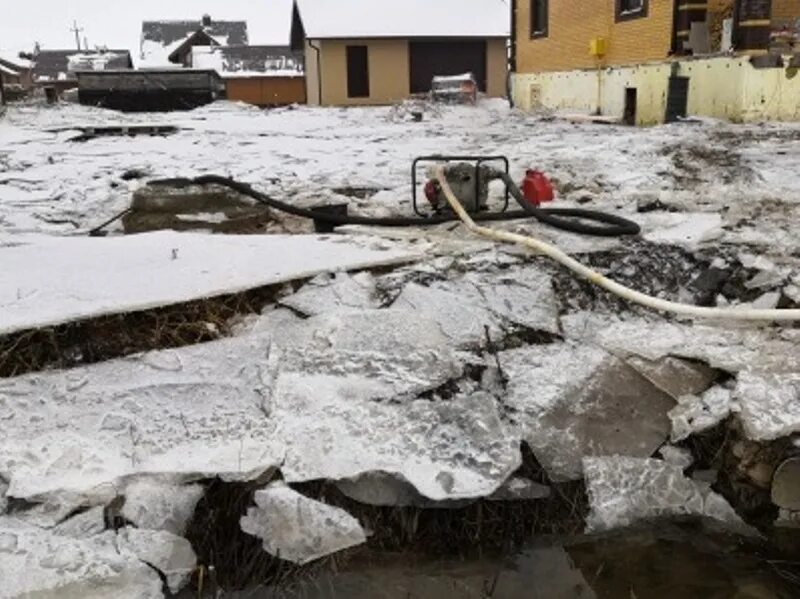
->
[516,0,675,73]
[511,0,800,123]
[773,0,800,20]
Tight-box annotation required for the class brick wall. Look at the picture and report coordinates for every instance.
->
[516,0,675,73]
[772,0,800,20]
[708,0,734,11]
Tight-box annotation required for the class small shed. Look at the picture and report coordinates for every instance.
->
[290,0,509,106]
[192,45,306,106]
[141,15,249,67]
[76,69,224,112]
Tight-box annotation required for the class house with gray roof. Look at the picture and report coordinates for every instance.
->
[23,49,133,93]
[140,15,249,67]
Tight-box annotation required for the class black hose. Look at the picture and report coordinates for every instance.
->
[155,175,641,237]
[88,207,133,236]
[86,175,640,237]
[180,175,527,226]
[497,172,641,237]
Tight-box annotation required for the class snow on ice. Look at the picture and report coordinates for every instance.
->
[0,517,164,599]
[0,232,421,335]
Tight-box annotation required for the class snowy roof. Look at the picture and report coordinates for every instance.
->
[0,63,19,77]
[31,50,133,82]
[0,54,30,73]
[292,0,510,40]
[191,45,304,78]
[140,18,248,67]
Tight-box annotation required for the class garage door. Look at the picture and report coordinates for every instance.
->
[409,40,487,94]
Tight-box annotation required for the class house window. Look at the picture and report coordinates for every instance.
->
[530,0,549,38]
[616,0,648,22]
[346,45,369,98]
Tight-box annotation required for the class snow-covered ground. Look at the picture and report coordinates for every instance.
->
[1,100,799,252]
[1,99,799,597]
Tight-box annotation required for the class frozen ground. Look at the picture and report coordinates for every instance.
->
[1,99,799,255]
[1,100,799,596]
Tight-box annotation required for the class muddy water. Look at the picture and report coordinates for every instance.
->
[225,523,797,599]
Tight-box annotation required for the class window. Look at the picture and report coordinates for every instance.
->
[616,0,648,22]
[530,0,549,38]
[346,45,369,98]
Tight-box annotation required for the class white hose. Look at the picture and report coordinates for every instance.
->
[433,167,800,322]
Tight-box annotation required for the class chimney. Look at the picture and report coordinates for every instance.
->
[201,14,212,27]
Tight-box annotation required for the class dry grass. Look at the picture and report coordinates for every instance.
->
[0,281,304,379]
[184,445,588,591]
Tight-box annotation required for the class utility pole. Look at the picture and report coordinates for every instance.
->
[70,20,84,51]
[0,69,6,106]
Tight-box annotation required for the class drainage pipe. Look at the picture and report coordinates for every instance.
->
[308,40,323,105]
[433,166,800,322]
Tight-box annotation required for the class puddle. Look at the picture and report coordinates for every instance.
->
[330,186,386,200]
[68,125,180,142]
[215,522,797,598]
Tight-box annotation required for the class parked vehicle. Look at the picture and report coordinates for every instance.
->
[430,73,477,104]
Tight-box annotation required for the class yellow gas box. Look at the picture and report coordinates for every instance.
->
[590,37,608,57]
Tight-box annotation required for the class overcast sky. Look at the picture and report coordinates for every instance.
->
[0,0,294,58]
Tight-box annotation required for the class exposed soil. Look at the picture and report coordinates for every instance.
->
[0,281,301,378]
[660,142,759,186]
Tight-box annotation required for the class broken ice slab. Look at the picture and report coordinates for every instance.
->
[488,476,551,501]
[0,332,286,503]
[336,472,549,508]
[277,385,521,501]
[657,445,694,470]
[0,232,422,335]
[501,342,674,481]
[120,477,205,536]
[626,355,718,400]
[336,472,437,507]
[642,212,723,248]
[392,280,503,347]
[279,271,381,316]
[116,527,197,594]
[735,371,800,441]
[253,308,465,398]
[583,456,756,536]
[0,517,164,599]
[0,307,518,506]
[669,386,733,442]
[240,482,366,565]
[466,266,560,334]
[561,313,800,443]
[390,265,559,348]
[51,506,106,540]
[561,312,799,374]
